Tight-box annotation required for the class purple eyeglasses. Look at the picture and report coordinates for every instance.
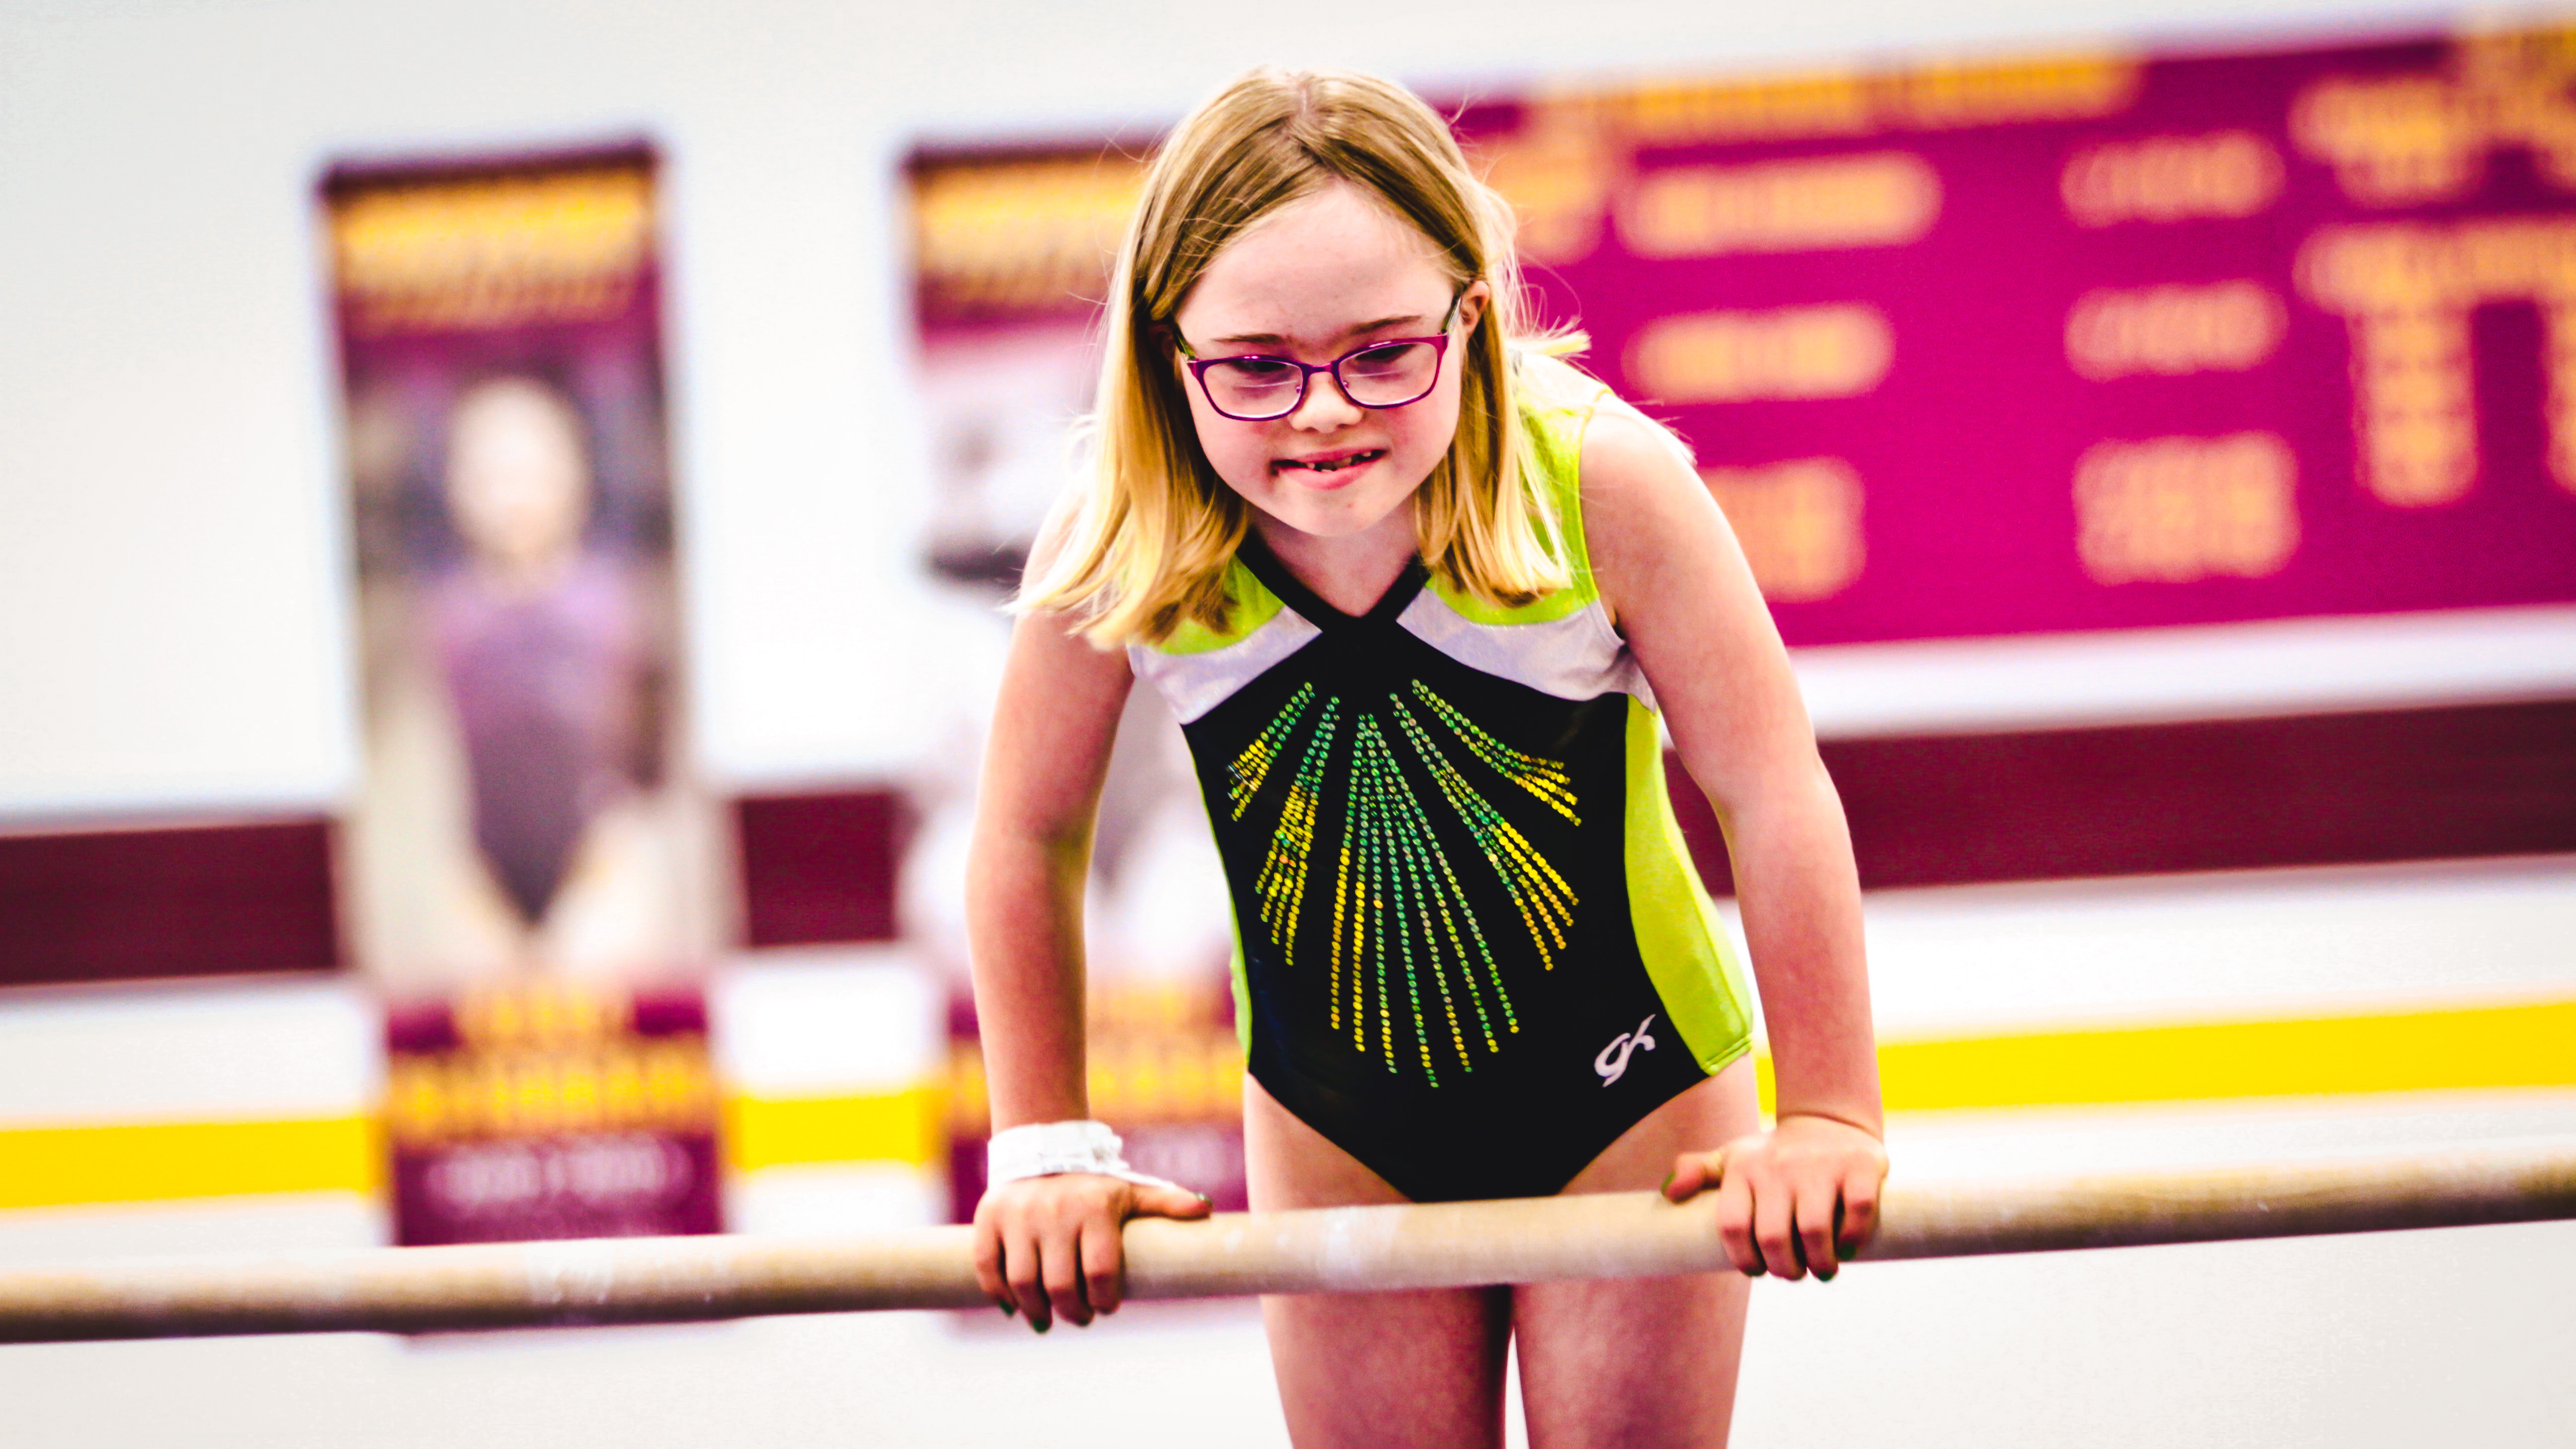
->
[1172,292,1465,422]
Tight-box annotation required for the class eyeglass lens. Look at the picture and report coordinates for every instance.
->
[1203,340,1442,419]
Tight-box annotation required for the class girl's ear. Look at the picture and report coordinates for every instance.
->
[1153,324,1192,389]
[1455,280,1493,336]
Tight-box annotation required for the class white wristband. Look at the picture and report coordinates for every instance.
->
[986,1120,1187,1194]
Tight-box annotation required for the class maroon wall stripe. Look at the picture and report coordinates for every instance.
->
[0,818,340,987]
[732,790,906,948]
[4,700,2568,988]
[1667,697,2576,894]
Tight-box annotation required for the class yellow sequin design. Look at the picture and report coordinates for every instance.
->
[1231,680,1578,1087]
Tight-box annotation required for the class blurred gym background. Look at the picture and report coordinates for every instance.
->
[1,1,2572,1445]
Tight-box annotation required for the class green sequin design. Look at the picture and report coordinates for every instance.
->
[1411,680,1580,822]
[1392,699,1578,972]
[1373,717,1508,1053]
[1232,678,1578,1087]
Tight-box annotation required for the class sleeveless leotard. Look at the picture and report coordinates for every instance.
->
[1129,370,1755,1203]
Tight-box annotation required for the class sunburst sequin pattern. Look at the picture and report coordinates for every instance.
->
[1228,681,1579,1086]
[1228,682,1313,820]
[1252,697,1337,966]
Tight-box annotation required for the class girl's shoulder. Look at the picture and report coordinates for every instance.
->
[1518,349,1693,550]
[1511,348,1613,496]
[1501,349,1708,633]
[1512,348,1693,508]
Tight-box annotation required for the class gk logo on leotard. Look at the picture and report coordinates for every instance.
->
[1594,1015,1657,1087]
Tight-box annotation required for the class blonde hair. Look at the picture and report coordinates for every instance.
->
[1018,67,1581,646]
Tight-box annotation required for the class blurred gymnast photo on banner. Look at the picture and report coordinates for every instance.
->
[322,145,728,1244]
[326,144,726,994]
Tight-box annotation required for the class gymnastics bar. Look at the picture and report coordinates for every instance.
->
[2,1136,2570,1343]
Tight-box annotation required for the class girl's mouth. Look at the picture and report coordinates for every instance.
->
[1273,449,1386,478]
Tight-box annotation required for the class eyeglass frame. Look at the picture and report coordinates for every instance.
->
[1168,288,1469,422]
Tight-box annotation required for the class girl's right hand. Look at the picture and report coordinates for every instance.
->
[971,1173,1211,1331]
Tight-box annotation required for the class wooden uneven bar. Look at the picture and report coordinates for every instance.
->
[3,1137,2571,1343]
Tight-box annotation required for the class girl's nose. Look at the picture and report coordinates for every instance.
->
[1288,369,1364,431]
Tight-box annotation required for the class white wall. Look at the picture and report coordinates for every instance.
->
[0,0,2476,818]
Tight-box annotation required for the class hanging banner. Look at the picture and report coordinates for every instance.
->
[910,26,2576,652]
[385,983,722,1245]
[910,145,1253,1220]
[323,142,727,996]
[1455,28,2576,643]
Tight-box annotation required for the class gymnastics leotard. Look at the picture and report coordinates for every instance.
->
[1129,364,1755,1203]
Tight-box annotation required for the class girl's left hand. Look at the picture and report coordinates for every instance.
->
[1663,1113,1888,1281]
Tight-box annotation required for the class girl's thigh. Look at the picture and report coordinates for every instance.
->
[1244,1076,1512,1449]
[1514,1057,1762,1449]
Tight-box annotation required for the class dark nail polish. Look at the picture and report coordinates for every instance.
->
[1032,1319,1050,1335]
[1837,1241,1857,1262]
[1743,1264,1765,1278]
[1659,1171,1675,1195]
[1816,1268,1836,1283]
[998,1302,1015,1318]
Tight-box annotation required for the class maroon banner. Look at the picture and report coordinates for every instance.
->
[385,984,722,1246]
[911,29,2576,646]
[1452,33,2576,643]
[912,148,1255,1218]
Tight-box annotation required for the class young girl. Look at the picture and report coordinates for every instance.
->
[966,68,1886,1448]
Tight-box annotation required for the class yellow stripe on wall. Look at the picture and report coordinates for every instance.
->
[1755,998,2576,1113]
[0,1116,381,1211]
[0,1090,942,1213]
[722,1088,939,1174]
[6,1003,2568,1210]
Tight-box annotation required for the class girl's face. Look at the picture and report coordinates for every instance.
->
[1169,180,1487,543]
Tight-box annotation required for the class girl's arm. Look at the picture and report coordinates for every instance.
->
[1581,408,1887,1281]
[968,600,1128,1130]
[966,564,1208,1332]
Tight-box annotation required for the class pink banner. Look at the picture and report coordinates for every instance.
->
[1451,31,2576,644]
[911,28,2576,648]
